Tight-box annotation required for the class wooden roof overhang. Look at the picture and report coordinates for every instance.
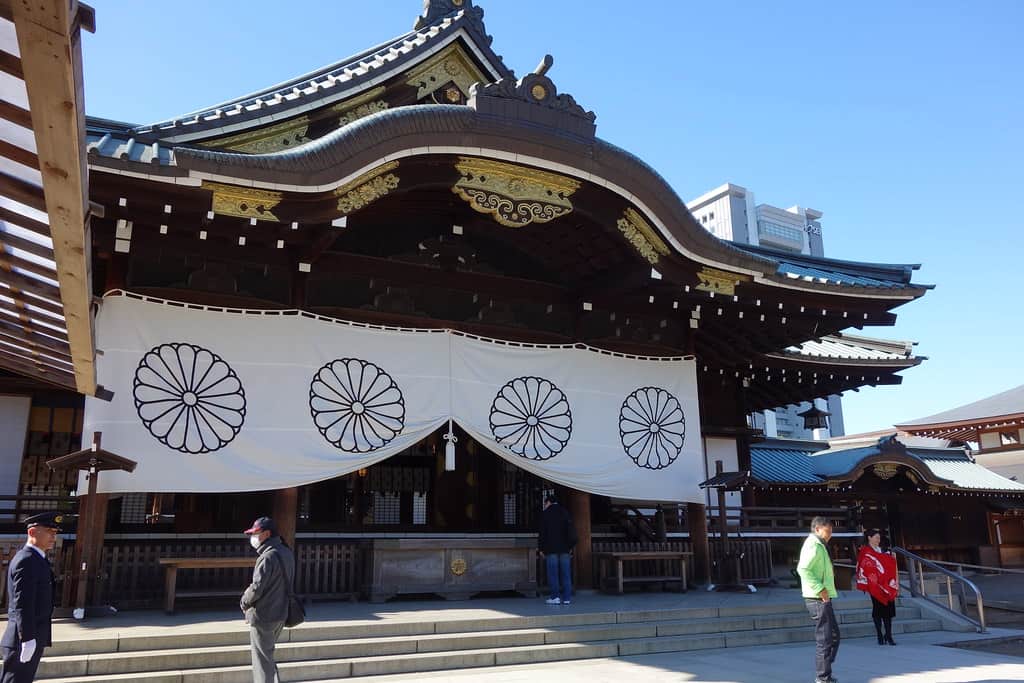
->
[82,59,931,411]
[896,385,1024,443]
[0,0,97,394]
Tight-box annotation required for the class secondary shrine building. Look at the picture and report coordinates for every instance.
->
[8,0,1004,605]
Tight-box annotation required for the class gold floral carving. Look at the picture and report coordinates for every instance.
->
[873,463,900,480]
[696,267,750,296]
[204,182,283,222]
[452,156,581,228]
[200,88,389,154]
[334,161,400,214]
[450,558,467,576]
[616,208,670,264]
[406,43,487,100]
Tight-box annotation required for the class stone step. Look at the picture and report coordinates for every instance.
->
[39,618,943,683]
[46,598,882,658]
[40,604,919,678]
[38,610,933,681]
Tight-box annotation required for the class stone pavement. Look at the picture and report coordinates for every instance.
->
[348,629,1024,683]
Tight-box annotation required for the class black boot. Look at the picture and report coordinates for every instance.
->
[874,617,884,645]
[884,620,896,645]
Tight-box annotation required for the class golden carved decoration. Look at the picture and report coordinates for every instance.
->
[204,182,284,222]
[695,267,750,296]
[444,86,463,103]
[450,558,467,576]
[531,84,547,100]
[200,88,389,154]
[334,161,400,214]
[406,43,487,100]
[616,208,670,264]
[873,463,899,480]
[452,156,581,228]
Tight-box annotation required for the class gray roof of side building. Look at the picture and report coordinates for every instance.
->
[896,383,1024,429]
[734,243,932,291]
[749,436,1024,492]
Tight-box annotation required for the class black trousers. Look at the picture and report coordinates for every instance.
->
[871,595,895,639]
[1,644,45,683]
[805,598,840,680]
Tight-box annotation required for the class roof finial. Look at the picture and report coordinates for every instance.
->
[533,55,553,77]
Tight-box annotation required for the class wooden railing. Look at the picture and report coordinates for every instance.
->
[89,539,369,609]
[707,506,857,533]
[0,493,78,534]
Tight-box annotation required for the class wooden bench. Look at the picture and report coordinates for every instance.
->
[596,551,692,594]
[159,557,256,614]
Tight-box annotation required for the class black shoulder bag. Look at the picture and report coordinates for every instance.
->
[272,551,305,628]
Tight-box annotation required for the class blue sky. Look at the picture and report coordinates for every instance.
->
[80,1,1023,435]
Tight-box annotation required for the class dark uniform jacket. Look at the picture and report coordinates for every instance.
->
[2,546,55,649]
[240,537,295,626]
[538,503,577,555]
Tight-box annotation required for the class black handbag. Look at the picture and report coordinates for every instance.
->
[273,551,305,628]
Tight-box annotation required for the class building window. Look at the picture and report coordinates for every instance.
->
[412,492,428,525]
[372,492,401,524]
[709,212,714,220]
[758,221,804,244]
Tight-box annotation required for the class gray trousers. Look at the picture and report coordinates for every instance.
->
[249,621,285,683]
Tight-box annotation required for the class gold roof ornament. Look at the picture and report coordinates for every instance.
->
[334,161,401,214]
[616,208,670,265]
[452,156,580,228]
[696,267,750,296]
[204,182,284,222]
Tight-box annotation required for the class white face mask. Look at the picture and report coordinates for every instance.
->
[249,535,262,550]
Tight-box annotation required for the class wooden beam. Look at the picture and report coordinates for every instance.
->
[0,171,47,213]
[0,99,32,129]
[0,346,75,384]
[0,206,51,238]
[0,49,22,78]
[0,296,65,330]
[12,0,96,394]
[0,139,38,169]
[0,228,56,261]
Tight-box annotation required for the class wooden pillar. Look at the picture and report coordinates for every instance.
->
[687,502,710,585]
[566,488,592,588]
[72,482,108,611]
[273,487,298,548]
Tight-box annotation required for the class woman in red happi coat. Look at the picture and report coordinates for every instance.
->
[856,528,899,645]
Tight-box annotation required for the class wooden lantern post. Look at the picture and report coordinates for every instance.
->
[47,432,137,619]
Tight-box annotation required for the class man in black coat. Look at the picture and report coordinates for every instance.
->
[241,516,295,683]
[2,511,61,683]
[538,494,576,605]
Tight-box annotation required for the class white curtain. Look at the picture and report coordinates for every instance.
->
[84,293,703,502]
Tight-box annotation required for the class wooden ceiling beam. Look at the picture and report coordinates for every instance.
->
[0,206,51,238]
[0,139,39,169]
[0,296,65,330]
[0,171,47,213]
[0,346,75,386]
[0,228,56,261]
[0,100,32,129]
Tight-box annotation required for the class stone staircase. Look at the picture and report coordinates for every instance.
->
[39,598,942,682]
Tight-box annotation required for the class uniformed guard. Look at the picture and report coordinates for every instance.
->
[1,511,62,683]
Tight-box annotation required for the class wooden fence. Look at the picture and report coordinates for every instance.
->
[87,539,368,609]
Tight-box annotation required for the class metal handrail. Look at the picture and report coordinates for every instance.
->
[891,546,986,633]
[911,557,1024,576]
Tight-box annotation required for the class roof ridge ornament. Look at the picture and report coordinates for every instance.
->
[469,54,597,138]
[414,0,487,39]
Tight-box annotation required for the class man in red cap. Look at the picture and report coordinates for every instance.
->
[2,512,62,683]
[240,516,295,683]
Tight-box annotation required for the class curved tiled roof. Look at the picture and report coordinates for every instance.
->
[781,333,919,365]
[116,4,512,142]
[749,436,1024,492]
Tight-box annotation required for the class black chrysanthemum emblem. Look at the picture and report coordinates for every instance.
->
[309,358,405,453]
[133,343,246,454]
[489,376,572,460]
[620,387,686,469]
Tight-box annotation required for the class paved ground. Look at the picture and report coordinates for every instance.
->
[348,630,1024,683]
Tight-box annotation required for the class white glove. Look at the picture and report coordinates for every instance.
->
[20,638,37,663]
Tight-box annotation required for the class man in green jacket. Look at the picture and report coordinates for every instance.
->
[797,516,839,683]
